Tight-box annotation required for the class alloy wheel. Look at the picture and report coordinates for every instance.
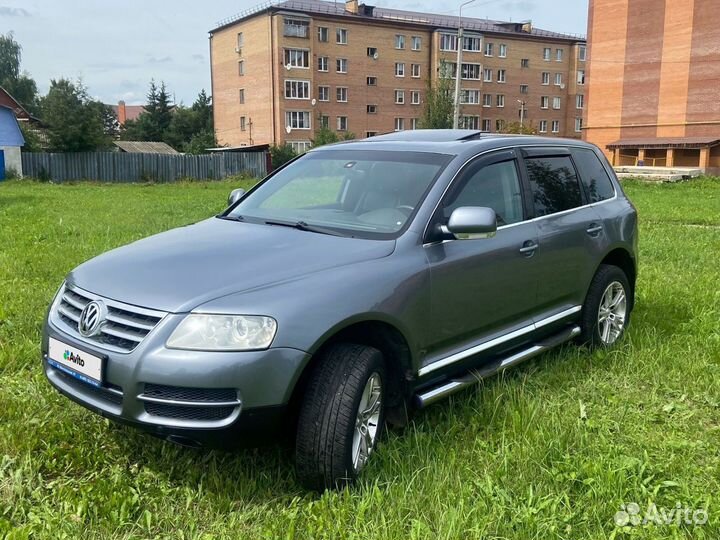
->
[352,372,382,473]
[597,281,627,345]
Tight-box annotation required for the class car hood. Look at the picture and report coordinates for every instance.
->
[69,218,396,313]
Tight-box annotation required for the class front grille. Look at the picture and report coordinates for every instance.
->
[144,402,236,421]
[143,384,237,403]
[53,366,124,406]
[54,286,165,353]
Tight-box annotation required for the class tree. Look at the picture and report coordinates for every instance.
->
[120,80,174,142]
[310,124,356,148]
[42,79,111,152]
[19,122,43,152]
[500,121,538,135]
[419,62,454,129]
[269,144,297,169]
[0,32,39,114]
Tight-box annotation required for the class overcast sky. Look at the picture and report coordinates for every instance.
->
[2,0,588,106]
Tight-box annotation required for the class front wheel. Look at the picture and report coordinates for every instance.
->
[579,264,631,348]
[295,343,385,490]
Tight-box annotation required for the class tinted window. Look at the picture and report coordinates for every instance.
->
[572,148,616,202]
[525,156,582,216]
[444,160,524,226]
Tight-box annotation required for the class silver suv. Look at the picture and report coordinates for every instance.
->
[42,131,638,490]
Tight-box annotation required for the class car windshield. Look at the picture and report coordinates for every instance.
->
[227,149,451,238]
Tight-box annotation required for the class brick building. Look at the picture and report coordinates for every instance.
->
[584,0,720,170]
[210,0,587,152]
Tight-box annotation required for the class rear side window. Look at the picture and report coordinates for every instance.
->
[572,148,616,203]
[525,156,582,217]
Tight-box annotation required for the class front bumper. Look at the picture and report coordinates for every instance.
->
[42,317,310,447]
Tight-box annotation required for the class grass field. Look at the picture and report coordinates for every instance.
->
[1,177,719,539]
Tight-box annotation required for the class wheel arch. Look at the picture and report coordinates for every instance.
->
[597,247,637,309]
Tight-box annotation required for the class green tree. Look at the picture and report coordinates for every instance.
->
[269,144,297,169]
[0,32,39,114]
[42,79,110,152]
[19,122,43,152]
[120,80,173,142]
[499,121,538,135]
[419,62,454,129]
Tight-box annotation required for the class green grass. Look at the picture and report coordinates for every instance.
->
[1,176,719,539]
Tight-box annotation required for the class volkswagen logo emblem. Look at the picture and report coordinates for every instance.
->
[78,301,106,337]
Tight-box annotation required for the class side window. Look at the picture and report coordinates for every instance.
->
[443,160,524,226]
[572,148,616,203]
[525,156,582,217]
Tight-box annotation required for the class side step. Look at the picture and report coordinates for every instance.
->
[415,325,581,408]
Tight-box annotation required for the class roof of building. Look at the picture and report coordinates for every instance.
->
[113,141,179,154]
[212,0,586,42]
[109,104,146,123]
[0,87,40,124]
[0,105,25,147]
[607,137,720,149]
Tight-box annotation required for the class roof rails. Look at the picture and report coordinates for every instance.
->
[366,129,489,143]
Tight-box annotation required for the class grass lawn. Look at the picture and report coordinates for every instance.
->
[1,176,719,539]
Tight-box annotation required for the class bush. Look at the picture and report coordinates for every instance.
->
[269,144,297,169]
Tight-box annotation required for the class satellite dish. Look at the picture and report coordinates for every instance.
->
[560,83,566,89]
[285,63,292,71]
[286,125,292,134]
[373,52,379,60]
[311,98,317,106]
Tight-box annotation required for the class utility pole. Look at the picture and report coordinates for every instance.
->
[517,100,526,129]
[453,0,476,129]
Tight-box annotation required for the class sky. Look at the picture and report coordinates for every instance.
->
[1,0,588,106]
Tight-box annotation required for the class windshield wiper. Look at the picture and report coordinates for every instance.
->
[263,219,344,237]
[217,214,245,222]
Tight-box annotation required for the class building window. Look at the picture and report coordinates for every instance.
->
[540,96,549,109]
[336,58,348,73]
[460,63,481,80]
[367,76,377,86]
[366,131,378,137]
[411,63,421,78]
[553,96,561,109]
[552,120,560,132]
[395,34,405,49]
[556,48,564,61]
[318,56,329,72]
[411,36,421,50]
[285,79,310,99]
[286,110,311,129]
[394,117,405,131]
[459,116,480,129]
[575,117,583,132]
[367,104,377,114]
[461,36,480,52]
[287,141,311,154]
[496,119,505,132]
[284,48,309,68]
[337,116,348,130]
[240,116,246,131]
[411,118,418,130]
[498,44,507,58]
[497,69,506,83]
[238,60,245,76]
[578,45,587,62]
[367,47,378,57]
[238,88,245,104]
[439,62,454,79]
[539,120,548,133]
[411,90,420,105]
[440,33,458,51]
[320,115,329,128]
[336,28,348,44]
[395,90,405,104]
[336,87,348,102]
[576,94,584,109]
[520,84,529,94]
[577,70,586,85]
[542,72,550,85]
[318,86,330,101]
[482,93,492,107]
[482,119,492,132]
[284,18,309,38]
[496,94,505,108]
[521,58,529,68]
[395,62,405,77]
[317,26,329,42]
[484,42,493,56]
[555,73,563,86]
[461,89,480,104]
[483,68,493,82]
[543,47,551,61]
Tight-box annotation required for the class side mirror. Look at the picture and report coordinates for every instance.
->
[227,188,246,207]
[446,207,497,240]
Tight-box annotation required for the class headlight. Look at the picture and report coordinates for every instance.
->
[166,314,277,351]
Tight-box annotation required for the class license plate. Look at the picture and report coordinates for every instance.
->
[48,337,104,388]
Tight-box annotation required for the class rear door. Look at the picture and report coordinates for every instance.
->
[520,147,605,323]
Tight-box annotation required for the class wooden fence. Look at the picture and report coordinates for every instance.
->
[21,151,267,182]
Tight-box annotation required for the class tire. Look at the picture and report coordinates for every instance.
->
[579,264,632,348]
[295,343,385,491]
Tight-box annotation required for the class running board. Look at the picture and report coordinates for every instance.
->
[415,325,581,408]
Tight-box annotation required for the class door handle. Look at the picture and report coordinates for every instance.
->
[586,224,603,236]
[519,241,538,256]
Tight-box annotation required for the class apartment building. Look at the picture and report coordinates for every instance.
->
[210,0,587,152]
[585,0,720,170]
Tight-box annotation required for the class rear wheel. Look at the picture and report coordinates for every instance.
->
[295,343,385,490]
[580,265,631,348]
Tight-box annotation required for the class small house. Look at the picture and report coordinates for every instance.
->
[0,105,25,179]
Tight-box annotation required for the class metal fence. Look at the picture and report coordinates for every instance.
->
[21,151,267,183]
